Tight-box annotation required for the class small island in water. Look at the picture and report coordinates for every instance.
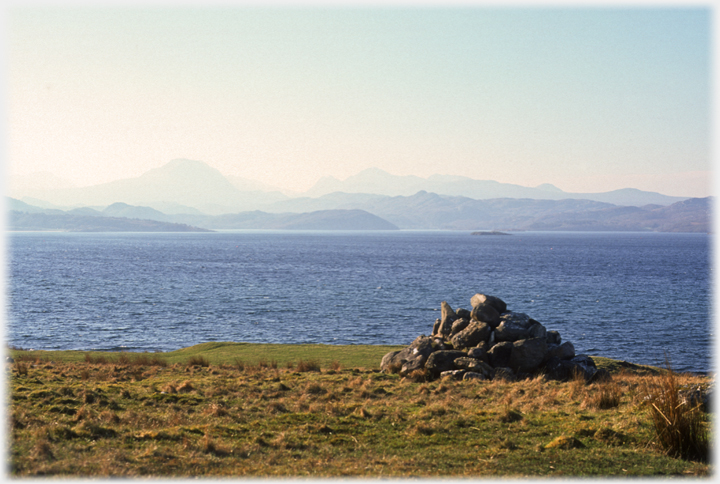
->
[471,230,511,236]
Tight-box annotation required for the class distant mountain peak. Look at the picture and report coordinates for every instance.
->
[303,167,686,206]
[139,159,233,190]
[105,202,133,209]
[535,183,563,193]
[356,167,391,176]
[146,158,222,177]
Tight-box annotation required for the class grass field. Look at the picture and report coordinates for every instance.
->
[6,343,712,477]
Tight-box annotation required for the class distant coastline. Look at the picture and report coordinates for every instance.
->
[471,230,511,236]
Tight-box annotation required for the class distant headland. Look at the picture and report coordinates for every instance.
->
[471,231,511,236]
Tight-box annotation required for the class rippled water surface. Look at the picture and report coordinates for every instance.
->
[7,231,712,373]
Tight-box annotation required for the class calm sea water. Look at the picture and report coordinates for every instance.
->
[6,231,712,373]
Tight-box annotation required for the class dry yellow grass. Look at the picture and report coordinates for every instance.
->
[7,356,712,477]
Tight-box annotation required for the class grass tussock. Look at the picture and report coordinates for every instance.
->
[642,366,710,463]
[186,356,210,367]
[582,380,623,410]
[82,352,168,367]
[296,360,321,372]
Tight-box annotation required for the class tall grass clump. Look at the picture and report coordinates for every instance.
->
[643,365,709,462]
[296,360,321,372]
[582,380,623,410]
[130,354,168,367]
[84,353,109,365]
[186,356,210,367]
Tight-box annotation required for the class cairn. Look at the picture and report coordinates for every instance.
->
[381,293,609,383]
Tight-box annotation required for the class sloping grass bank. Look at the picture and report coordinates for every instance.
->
[7,343,712,477]
[8,342,406,369]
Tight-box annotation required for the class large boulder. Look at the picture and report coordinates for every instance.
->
[509,337,548,373]
[456,308,472,320]
[431,337,450,352]
[381,350,405,373]
[494,312,534,342]
[463,371,491,381]
[454,357,494,379]
[425,350,466,378]
[546,330,561,345]
[470,294,507,314]
[451,318,470,336]
[546,341,575,361]
[528,322,547,339]
[436,301,459,337]
[488,341,513,368]
[470,303,501,328]
[381,335,435,374]
[542,354,597,382]
[541,358,576,382]
[467,343,490,363]
[450,321,491,349]
[570,355,597,380]
[441,370,466,380]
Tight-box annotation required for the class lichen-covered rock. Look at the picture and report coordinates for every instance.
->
[425,350,466,378]
[488,341,513,368]
[381,350,405,373]
[441,369,466,380]
[451,318,470,336]
[463,371,490,381]
[467,344,490,363]
[494,312,534,342]
[509,337,548,373]
[383,295,579,383]
[432,318,441,335]
[470,303,501,328]
[470,294,507,314]
[381,335,435,374]
[431,337,450,351]
[456,308,471,320]
[437,301,459,336]
[454,357,494,379]
[450,321,491,349]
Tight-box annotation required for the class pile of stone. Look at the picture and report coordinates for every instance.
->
[381,293,609,383]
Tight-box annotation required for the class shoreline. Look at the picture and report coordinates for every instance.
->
[8,341,710,377]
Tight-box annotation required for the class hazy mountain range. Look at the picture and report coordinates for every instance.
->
[11,158,688,214]
[8,199,399,232]
[305,167,687,206]
[8,194,710,233]
[7,158,710,232]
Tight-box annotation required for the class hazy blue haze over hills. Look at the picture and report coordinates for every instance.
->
[304,167,687,206]
[7,199,400,232]
[11,159,288,215]
[8,195,710,233]
[11,159,689,214]
[8,211,212,232]
[261,192,710,232]
[8,159,709,232]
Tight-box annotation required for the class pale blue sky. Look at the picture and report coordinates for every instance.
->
[6,6,712,196]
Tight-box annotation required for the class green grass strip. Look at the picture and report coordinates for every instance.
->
[8,342,406,369]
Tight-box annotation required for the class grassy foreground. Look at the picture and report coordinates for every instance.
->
[6,343,712,477]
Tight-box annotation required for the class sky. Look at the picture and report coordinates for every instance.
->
[4,5,713,197]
